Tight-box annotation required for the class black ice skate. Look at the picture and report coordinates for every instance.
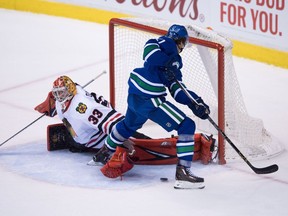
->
[87,145,112,166]
[174,165,205,189]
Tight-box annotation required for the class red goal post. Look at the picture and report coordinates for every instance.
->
[108,18,284,164]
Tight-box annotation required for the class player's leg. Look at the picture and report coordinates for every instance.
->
[105,106,148,151]
[93,105,147,165]
[148,101,195,162]
[148,101,204,189]
[174,118,205,189]
[97,108,148,178]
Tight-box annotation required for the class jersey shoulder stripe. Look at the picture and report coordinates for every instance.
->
[143,43,160,61]
[143,39,160,60]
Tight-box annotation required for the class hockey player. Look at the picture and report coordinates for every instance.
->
[94,24,210,189]
[34,75,148,153]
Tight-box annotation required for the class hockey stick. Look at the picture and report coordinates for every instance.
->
[0,114,46,147]
[81,70,107,88]
[0,71,107,147]
[174,79,278,174]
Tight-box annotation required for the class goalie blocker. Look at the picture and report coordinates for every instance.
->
[47,123,217,166]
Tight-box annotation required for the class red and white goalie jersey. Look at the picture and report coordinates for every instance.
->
[56,85,124,149]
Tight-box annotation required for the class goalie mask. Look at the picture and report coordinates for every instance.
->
[52,76,77,108]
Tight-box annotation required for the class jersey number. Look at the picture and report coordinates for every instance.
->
[88,109,103,125]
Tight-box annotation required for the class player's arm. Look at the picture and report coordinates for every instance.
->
[144,38,183,84]
[169,81,210,120]
[90,92,111,108]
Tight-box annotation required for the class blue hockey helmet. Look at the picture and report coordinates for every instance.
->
[166,24,189,46]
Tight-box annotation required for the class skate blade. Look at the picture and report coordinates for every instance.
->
[174,180,205,189]
[86,159,103,166]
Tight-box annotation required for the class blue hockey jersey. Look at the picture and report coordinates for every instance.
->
[128,36,183,97]
[128,35,202,107]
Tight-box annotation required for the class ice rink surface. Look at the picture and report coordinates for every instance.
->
[0,9,288,216]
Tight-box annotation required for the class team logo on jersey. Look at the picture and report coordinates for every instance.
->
[76,102,87,114]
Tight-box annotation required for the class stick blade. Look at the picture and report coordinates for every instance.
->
[253,164,278,174]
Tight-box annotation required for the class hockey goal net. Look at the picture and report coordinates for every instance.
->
[109,17,283,164]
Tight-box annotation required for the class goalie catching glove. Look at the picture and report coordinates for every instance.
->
[34,91,56,117]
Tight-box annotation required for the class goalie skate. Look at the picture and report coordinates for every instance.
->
[87,145,112,166]
[174,165,205,189]
[87,159,102,166]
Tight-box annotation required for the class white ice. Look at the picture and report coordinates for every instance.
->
[0,9,288,216]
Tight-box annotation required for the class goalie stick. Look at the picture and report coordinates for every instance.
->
[173,78,278,175]
[0,71,107,147]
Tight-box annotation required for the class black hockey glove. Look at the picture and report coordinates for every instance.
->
[159,67,176,82]
[188,97,210,120]
[159,57,181,82]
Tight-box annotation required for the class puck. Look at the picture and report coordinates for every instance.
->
[160,177,168,182]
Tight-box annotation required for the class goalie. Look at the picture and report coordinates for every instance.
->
[35,75,150,153]
[34,76,216,179]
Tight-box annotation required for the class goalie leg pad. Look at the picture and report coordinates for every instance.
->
[100,147,134,179]
[130,137,178,165]
[127,134,206,165]
[192,133,201,161]
[199,134,216,164]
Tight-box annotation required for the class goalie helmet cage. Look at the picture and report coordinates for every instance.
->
[109,18,284,164]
